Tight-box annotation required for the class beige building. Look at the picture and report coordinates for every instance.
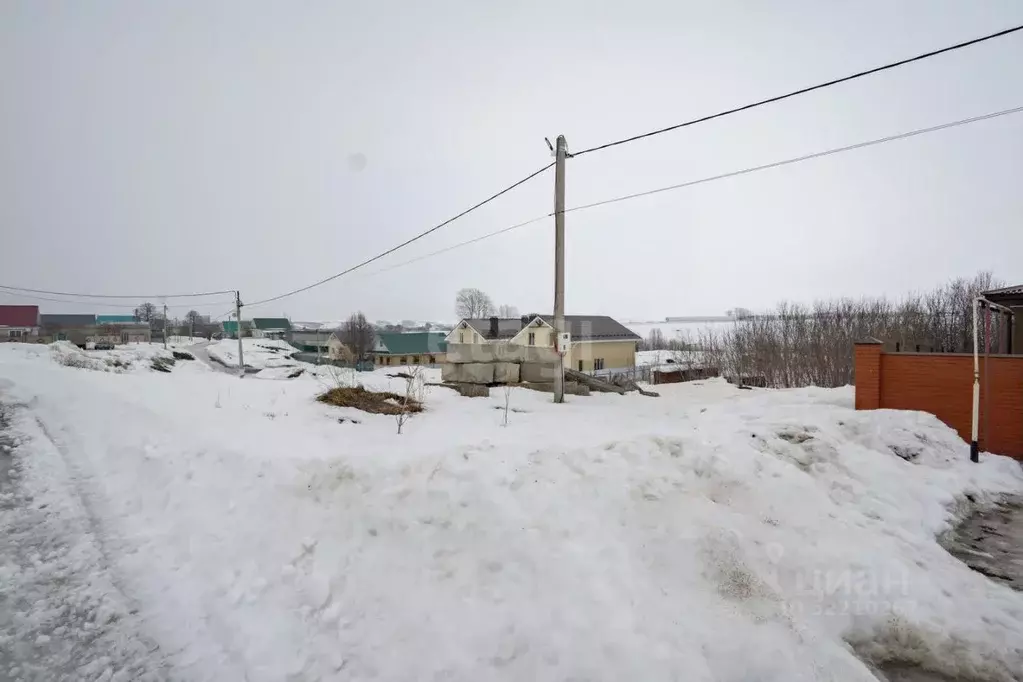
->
[445,314,639,374]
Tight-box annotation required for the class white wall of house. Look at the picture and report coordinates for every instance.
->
[509,317,555,347]
[2,326,38,340]
[447,323,486,344]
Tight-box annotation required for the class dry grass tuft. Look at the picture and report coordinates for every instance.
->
[317,386,423,415]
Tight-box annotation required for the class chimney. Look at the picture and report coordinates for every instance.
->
[520,315,530,329]
[489,316,499,339]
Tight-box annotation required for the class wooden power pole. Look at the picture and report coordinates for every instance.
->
[235,290,245,376]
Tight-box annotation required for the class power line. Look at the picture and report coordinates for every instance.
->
[342,104,1023,279]
[573,24,1023,157]
[0,288,144,308]
[362,214,552,278]
[0,286,234,300]
[0,288,235,310]
[566,104,1023,213]
[243,161,555,309]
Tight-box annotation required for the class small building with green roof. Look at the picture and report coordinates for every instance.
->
[221,319,254,338]
[372,331,447,367]
[252,318,292,340]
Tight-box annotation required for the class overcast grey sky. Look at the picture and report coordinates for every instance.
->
[2,1,1021,323]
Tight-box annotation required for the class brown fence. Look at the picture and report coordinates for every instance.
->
[854,342,1023,459]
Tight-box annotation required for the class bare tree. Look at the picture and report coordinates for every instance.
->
[497,304,519,318]
[134,302,157,322]
[176,310,203,339]
[341,312,376,362]
[395,365,424,435]
[501,385,513,426]
[710,271,1002,389]
[455,288,494,319]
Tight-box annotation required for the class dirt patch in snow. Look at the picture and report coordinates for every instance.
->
[317,386,423,415]
[942,495,1023,591]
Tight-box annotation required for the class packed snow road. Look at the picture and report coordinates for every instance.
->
[0,394,167,681]
[2,341,1023,681]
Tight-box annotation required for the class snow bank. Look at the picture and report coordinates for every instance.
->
[44,341,197,374]
[1,344,1022,681]
[206,338,298,369]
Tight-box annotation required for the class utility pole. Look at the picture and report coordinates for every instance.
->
[163,303,168,350]
[553,134,568,403]
[235,290,245,376]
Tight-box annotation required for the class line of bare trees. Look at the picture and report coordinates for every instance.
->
[454,287,518,319]
[650,272,1003,389]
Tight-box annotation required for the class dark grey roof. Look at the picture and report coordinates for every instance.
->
[462,318,526,340]
[983,284,1023,306]
[463,315,641,342]
[40,314,96,327]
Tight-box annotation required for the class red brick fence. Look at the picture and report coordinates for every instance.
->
[855,342,1023,460]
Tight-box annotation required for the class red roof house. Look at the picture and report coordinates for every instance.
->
[0,305,40,339]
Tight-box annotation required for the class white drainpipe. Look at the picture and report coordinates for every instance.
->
[970,296,981,462]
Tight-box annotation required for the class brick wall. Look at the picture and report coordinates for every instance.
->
[854,343,1023,459]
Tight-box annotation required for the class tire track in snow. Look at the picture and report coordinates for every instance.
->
[0,399,170,681]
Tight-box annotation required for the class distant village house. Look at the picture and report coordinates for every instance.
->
[372,331,448,366]
[446,314,639,374]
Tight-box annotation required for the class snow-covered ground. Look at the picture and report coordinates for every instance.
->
[1,341,1023,681]
[626,319,734,342]
[206,338,299,370]
[636,348,714,370]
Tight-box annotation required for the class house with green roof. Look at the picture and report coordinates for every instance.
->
[372,331,447,367]
[221,319,254,338]
[96,314,139,324]
[252,318,292,341]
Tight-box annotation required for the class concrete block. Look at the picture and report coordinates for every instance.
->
[441,363,460,383]
[492,362,520,384]
[445,343,528,364]
[519,381,590,396]
[443,362,494,384]
[455,383,490,397]
[522,346,560,364]
[520,361,558,383]
[567,382,591,396]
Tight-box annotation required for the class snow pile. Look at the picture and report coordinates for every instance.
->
[206,338,299,369]
[1,345,1022,681]
[46,341,188,374]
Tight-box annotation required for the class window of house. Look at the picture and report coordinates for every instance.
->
[9,329,23,338]
[400,356,407,364]
[459,331,465,343]
[578,360,584,371]
[594,358,605,371]
[428,356,435,364]
[412,356,420,364]
[528,332,535,345]
[56,332,67,341]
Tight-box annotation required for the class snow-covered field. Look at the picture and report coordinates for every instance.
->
[626,319,734,342]
[206,338,299,370]
[2,341,1023,681]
